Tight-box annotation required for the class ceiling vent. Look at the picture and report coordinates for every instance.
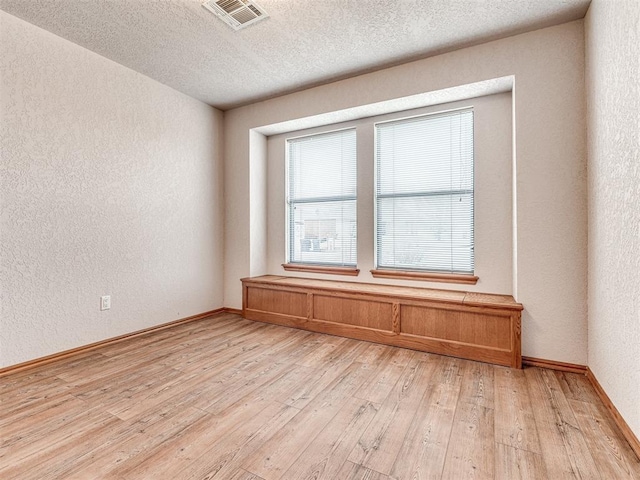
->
[202,0,269,31]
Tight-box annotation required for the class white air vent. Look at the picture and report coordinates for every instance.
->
[202,0,268,31]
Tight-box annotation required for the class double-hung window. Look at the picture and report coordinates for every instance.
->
[375,108,474,274]
[286,128,357,267]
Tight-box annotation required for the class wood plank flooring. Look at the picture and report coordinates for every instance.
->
[1,313,639,479]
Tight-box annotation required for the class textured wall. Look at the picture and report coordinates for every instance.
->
[225,21,588,364]
[586,0,640,439]
[0,12,224,368]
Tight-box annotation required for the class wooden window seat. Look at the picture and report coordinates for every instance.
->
[241,275,523,368]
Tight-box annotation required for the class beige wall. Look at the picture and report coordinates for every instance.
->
[225,21,588,364]
[586,0,640,439]
[0,12,225,368]
[267,93,513,294]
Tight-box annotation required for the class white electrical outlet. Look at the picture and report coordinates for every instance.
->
[100,295,111,311]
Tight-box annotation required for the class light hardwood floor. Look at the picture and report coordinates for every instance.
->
[1,313,639,479]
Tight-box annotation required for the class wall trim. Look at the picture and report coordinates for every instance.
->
[370,269,479,285]
[523,356,639,459]
[282,264,360,276]
[586,368,640,460]
[522,356,587,374]
[0,308,227,377]
[223,307,243,316]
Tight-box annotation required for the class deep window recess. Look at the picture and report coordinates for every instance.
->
[375,108,474,274]
[287,128,357,267]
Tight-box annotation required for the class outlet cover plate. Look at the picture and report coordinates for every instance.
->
[101,295,111,311]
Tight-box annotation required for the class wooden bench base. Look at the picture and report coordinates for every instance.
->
[241,275,523,368]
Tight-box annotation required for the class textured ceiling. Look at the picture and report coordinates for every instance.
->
[0,0,591,110]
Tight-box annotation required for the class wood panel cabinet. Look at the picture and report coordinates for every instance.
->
[242,275,523,368]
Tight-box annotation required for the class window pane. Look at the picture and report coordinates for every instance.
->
[377,194,473,273]
[376,109,474,274]
[377,113,473,195]
[287,129,357,266]
[289,200,357,266]
[289,130,357,200]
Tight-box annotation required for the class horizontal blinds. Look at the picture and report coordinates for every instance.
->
[288,129,357,266]
[375,109,474,274]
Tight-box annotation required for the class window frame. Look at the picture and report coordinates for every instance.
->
[373,107,476,278]
[284,127,358,270]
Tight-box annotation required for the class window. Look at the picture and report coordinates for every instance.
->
[286,128,357,267]
[375,108,474,274]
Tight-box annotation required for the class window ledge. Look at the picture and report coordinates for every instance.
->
[370,269,478,285]
[282,264,360,276]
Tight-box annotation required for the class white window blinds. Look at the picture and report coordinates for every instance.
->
[287,129,357,266]
[375,109,474,274]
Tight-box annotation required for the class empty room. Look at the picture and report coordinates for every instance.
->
[1,0,639,478]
